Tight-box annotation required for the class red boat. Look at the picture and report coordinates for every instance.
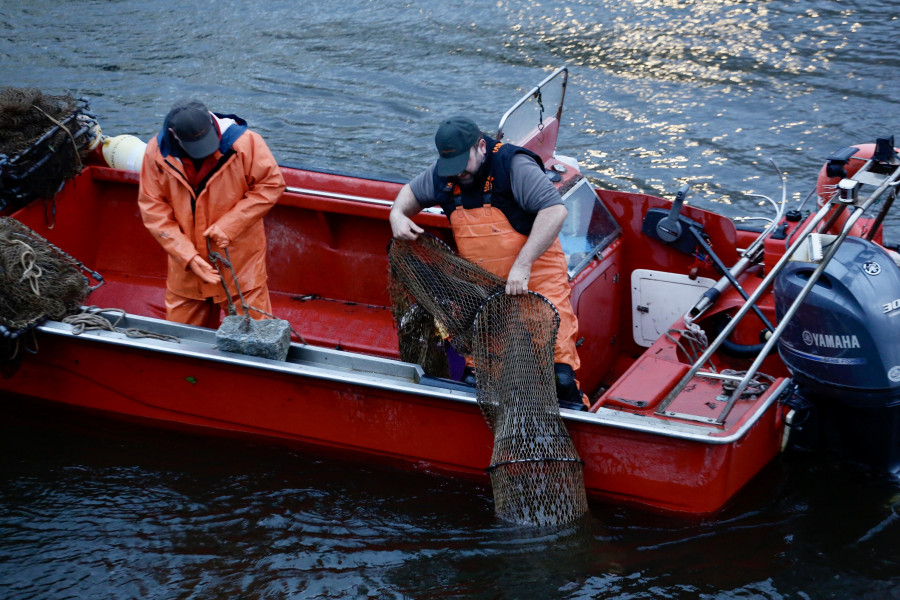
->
[3,68,899,514]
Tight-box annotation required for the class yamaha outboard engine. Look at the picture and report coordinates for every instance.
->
[775,236,900,470]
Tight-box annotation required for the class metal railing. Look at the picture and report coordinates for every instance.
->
[496,66,568,145]
[657,158,900,425]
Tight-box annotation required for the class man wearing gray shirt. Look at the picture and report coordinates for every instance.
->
[389,116,587,410]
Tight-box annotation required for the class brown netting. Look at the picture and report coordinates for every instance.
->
[0,87,100,209]
[388,235,505,359]
[0,217,98,340]
[390,301,452,378]
[388,235,588,527]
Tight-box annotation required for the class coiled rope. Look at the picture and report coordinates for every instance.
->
[12,239,42,295]
[666,322,716,372]
[62,306,181,344]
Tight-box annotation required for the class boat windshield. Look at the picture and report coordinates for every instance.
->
[496,67,567,163]
[559,178,621,278]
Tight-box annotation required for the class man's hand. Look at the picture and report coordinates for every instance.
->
[506,263,532,295]
[390,183,425,240]
[390,213,424,240]
[188,254,220,285]
[203,224,230,248]
[505,204,567,295]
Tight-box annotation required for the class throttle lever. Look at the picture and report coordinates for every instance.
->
[656,183,691,243]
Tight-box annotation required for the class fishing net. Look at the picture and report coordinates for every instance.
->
[388,235,588,527]
[388,235,504,377]
[0,217,100,341]
[0,87,101,210]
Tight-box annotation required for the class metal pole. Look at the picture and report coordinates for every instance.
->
[717,166,900,422]
[656,199,835,414]
[865,188,897,242]
[687,168,785,322]
[690,227,776,332]
[285,186,393,206]
[714,206,863,423]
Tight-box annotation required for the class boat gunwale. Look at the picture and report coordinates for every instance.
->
[34,314,787,446]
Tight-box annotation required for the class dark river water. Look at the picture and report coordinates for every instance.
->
[3,1,900,598]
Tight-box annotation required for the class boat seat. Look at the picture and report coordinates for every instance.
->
[598,355,688,411]
[84,274,401,359]
[269,292,400,358]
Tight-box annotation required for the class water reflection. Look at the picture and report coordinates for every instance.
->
[8,395,895,599]
[494,0,897,218]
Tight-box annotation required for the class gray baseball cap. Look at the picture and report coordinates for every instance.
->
[168,100,219,159]
[434,116,480,176]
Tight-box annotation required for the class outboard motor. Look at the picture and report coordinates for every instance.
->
[775,236,900,470]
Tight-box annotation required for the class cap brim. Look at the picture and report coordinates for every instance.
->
[179,128,219,159]
[436,151,470,177]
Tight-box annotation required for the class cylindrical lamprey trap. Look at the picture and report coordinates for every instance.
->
[388,236,588,527]
[0,217,101,341]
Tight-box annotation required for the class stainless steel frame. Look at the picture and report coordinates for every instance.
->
[658,158,900,425]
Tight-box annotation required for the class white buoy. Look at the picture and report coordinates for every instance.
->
[101,134,147,172]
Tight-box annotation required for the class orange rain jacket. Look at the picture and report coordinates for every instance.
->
[138,113,285,303]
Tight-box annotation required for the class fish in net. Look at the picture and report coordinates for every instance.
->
[0,217,101,343]
[388,235,588,527]
[388,235,504,377]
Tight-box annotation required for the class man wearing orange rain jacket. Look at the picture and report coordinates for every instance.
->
[138,100,285,327]
[390,116,588,411]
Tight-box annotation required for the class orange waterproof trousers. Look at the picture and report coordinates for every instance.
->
[165,286,272,328]
[449,205,581,371]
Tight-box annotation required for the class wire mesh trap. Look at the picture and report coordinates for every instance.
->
[0,87,101,211]
[389,235,588,526]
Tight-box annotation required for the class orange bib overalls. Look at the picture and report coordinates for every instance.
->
[449,204,581,372]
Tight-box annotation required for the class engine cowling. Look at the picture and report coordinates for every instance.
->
[776,236,900,403]
[775,236,900,468]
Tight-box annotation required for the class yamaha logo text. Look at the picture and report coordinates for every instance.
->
[802,330,861,349]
